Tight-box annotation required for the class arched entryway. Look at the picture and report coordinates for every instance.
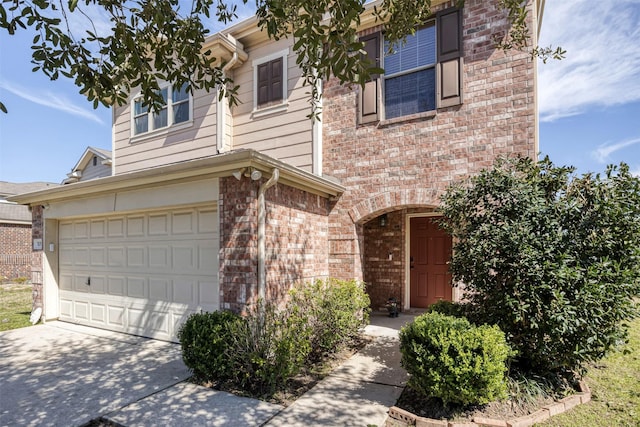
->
[360,207,454,312]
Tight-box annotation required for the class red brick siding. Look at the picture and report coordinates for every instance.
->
[219,177,259,313]
[265,185,330,303]
[219,177,330,312]
[323,0,537,287]
[0,223,32,280]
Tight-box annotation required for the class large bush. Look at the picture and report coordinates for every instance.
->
[289,278,370,361]
[439,156,640,378]
[177,310,241,382]
[400,312,513,406]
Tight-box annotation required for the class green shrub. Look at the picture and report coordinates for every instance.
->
[289,278,370,361]
[439,156,640,378]
[225,301,312,396]
[177,310,241,382]
[400,312,513,407]
[426,300,468,318]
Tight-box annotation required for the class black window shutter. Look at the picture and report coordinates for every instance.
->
[257,58,284,106]
[436,7,463,108]
[359,33,380,123]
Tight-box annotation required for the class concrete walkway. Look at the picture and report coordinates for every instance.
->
[0,312,415,426]
[264,312,415,427]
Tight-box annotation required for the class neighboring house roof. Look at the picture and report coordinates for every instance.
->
[63,146,113,184]
[0,181,58,224]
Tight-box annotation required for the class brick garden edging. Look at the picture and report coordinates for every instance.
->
[387,381,591,427]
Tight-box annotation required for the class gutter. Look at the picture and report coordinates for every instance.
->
[257,168,279,301]
[217,51,240,154]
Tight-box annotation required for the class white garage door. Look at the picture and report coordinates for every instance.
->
[58,206,219,341]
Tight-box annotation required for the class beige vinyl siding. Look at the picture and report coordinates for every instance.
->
[113,89,218,175]
[231,38,313,172]
[79,161,111,181]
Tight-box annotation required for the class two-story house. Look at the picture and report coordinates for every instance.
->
[10,0,542,341]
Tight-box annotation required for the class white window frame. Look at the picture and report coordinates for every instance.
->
[251,48,290,118]
[130,82,193,140]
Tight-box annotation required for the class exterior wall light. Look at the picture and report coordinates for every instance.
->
[379,213,388,227]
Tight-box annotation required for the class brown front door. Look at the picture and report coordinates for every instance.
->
[410,217,453,308]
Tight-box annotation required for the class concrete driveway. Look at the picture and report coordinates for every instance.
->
[0,321,190,426]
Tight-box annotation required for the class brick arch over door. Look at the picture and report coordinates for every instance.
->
[348,189,440,225]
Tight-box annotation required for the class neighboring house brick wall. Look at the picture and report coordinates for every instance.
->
[219,176,331,312]
[0,223,32,280]
[323,0,536,284]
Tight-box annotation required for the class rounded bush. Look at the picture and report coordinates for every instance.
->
[178,310,241,382]
[400,312,513,406]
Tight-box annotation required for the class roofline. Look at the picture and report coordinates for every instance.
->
[8,150,345,206]
[0,219,32,225]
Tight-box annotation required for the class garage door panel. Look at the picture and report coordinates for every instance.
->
[127,247,145,267]
[172,211,195,234]
[148,246,169,268]
[149,278,171,301]
[59,273,73,291]
[173,280,195,304]
[58,206,219,341]
[127,277,147,298]
[90,219,106,238]
[74,221,89,239]
[199,209,217,233]
[149,214,169,235]
[90,247,107,266]
[108,277,125,295]
[127,216,145,236]
[108,218,125,237]
[173,246,195,270]
[199,281,218,305]
[74,301,89,320]
[91,303,106,323]
[74,247,90,266]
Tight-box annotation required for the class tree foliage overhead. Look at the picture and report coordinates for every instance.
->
[438,156,640,380]
[0,0,564,115]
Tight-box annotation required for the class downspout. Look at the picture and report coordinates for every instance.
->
[257,168,279,301]
[217,52,239,154]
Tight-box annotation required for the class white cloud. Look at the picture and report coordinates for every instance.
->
[538,0,640,122]
[0,81,105,124]
[591,137,640,163]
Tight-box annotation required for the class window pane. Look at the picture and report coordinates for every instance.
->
[384,23,436,75]
[384,68,436,119]
[173,101,189,124]
[159,88,168,103]
[134,100,148,116]
[172,83,188,103]
[153,108,168,129]
[134,115,148,135]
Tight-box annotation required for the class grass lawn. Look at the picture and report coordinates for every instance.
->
[0,283,33,331]
[537,316,640,427]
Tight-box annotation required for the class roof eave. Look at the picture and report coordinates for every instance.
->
[8,150,345,206]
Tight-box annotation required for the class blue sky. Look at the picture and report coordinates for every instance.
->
[1,0,639,184]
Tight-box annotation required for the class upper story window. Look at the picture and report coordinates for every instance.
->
[132,82,191,136]
[359,7,463,124]
[252,49,289,116]
[384,23,437,119]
